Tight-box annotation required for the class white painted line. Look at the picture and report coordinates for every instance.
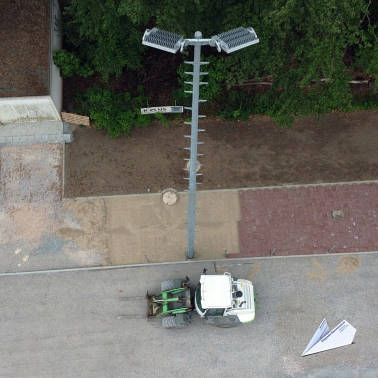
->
[62,142,65,199]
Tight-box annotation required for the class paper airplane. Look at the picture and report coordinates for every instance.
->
[302,319,356,356]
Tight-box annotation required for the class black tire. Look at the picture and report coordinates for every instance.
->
[162,314,190,329]
[161,279,183,292]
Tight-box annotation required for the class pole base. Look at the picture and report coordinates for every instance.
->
[186,250,196,260]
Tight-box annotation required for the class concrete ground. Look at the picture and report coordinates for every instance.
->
[0,143,240,271]
[0,142,377,273]
[0,143,76,272]
[63,190,240,265]
[0,253,376,378]
[0,143,106,272]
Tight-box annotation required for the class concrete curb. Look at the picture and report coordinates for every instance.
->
[0,120,72,145]
[64,179,378,200]
[1,250,376,277]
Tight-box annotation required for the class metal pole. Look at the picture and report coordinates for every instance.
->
[186,31,202,259]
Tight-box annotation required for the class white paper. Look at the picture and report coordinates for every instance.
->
[302,319,356,356]
[302,318,329,356]
[141,106,183,114]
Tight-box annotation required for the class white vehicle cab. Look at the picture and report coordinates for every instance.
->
[194,272,255,325]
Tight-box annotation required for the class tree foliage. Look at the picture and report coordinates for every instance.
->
[59,0,377,133]
[76,85,152,137]
[53,50,93,78]
[172,0,376,125]
[61,0,145,80]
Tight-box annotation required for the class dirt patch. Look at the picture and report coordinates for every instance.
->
[57,198,110,265]
[337,255,361,274]
[64,110,378,197]
[306,259,327,281]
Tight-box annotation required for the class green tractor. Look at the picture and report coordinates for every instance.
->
[147,272,255,328]
[147,278,192,328]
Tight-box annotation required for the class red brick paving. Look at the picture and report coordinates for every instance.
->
[234,182,378,257]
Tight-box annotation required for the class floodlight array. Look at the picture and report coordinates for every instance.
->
[142,28,184,53]
[212,27,259,53]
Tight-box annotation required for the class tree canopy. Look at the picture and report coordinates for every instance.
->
[57,0,377,134]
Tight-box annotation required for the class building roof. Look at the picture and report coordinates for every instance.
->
[200,274,233,309]
[0,0,51,98]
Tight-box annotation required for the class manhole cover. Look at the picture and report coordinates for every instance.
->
[162,188,178,205]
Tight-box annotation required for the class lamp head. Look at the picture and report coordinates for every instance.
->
[142,28,184,54]
[211,27,259,53]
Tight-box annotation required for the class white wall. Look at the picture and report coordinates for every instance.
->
[0,96,61,124]
[49,0,63,113]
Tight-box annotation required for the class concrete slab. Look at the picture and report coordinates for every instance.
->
[0,143,240,271]
[0,120,71,145]
[61,190,241,265]
[0,144,108,272]
[0,254,376,377]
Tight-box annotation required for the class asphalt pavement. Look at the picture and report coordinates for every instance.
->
[0,253,377,378]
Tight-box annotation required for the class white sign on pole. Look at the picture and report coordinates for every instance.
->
[141,106,183,115]
[302,319,356,356]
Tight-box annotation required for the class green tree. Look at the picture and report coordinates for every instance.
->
[62,0,146,80]
[76,85,152,137]
[354,1,378,91]
[173,0,375,125]
[53,50,93,78]
[60,0,377,131]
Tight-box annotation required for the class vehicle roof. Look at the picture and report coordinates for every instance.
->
[200,274,232,309]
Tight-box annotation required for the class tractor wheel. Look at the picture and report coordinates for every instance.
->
[161,279,183,292]
[162,314,190,329]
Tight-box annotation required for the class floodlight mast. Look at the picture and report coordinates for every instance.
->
[185,31,204,260]
[142,27,259,259]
